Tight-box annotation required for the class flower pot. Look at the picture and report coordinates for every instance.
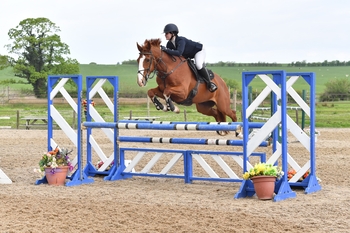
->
[44,166,69,186]
[251,175,276,200]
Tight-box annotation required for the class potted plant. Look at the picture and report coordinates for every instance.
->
[287,169,309,181]
[243,162,283,200]
[96,160,114,171]
[34,147,74,186]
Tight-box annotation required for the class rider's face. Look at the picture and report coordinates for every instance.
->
[165,32,172,40]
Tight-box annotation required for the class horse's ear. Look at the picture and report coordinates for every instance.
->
[144,40,151,51]
[137,42,142,52]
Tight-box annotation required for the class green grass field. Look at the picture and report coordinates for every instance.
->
[1,64,350,128]
[1,64,349,95]
[209,65,349,94]
[70,64,350,96]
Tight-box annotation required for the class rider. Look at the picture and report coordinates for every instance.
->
[161,23,217,92]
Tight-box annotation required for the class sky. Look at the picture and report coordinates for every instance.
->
[1,0,350,64]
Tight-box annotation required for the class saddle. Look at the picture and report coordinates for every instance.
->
[176,59,214,106]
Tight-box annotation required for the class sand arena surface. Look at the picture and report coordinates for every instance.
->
[0,128,349,233]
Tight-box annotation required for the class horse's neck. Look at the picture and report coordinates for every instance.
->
[158,54,187,73]
[157,55,197,90]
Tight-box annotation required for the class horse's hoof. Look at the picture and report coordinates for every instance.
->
[236,132,243,139]
[216,130,228,136]
[174,106,180,113]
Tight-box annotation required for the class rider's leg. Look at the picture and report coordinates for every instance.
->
[194,47,217,92]
[197,67,217,92]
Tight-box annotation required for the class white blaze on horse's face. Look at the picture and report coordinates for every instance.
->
[137,55,146,87]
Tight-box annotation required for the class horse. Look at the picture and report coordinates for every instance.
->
[136,38,238,136]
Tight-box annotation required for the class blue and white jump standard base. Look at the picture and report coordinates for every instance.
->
[234,70,321,201]
[35,74,94,186]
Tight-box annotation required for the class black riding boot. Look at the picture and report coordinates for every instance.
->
[198,67,217,92]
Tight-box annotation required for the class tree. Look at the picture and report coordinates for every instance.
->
[6,18,79,98]
[0,55,9,70]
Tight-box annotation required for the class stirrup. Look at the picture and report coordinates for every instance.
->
[209,83,217,92]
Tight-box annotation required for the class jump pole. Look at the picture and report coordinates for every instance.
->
[83,121,268,147]
[82,76,269,184]
[83,117,269,183]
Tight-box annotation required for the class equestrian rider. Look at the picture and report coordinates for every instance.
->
[161,23,217,92]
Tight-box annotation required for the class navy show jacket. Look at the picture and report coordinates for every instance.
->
[165,36,203,59]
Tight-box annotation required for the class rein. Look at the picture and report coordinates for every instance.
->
[152,50,200,105]
[140,50,187,80]
[157,51,187,78]
[139,45,200,106]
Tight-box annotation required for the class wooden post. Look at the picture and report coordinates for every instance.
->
[72,110,76,129]
[296,109,299,126]
[233,89,237,111]
[7,86,9,103]
[147,95,150,117]
[16,110,19,129]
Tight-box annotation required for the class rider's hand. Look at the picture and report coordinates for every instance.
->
[160,45,167,51]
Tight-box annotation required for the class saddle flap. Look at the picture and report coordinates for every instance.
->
[187,59,214,81]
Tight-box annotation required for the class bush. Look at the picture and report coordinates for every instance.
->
[0,78,23,85]
[319,78,350,101]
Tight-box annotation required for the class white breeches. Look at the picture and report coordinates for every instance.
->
[194,46,206,70]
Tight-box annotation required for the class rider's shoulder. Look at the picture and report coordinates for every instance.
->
[176,36,188,41]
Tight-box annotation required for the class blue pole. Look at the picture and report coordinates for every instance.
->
[83,122,241,131]
[118,136,269,147]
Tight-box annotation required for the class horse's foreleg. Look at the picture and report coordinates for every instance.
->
[152,97,167,111]
[148,88,167,112]
[164,95,180,113]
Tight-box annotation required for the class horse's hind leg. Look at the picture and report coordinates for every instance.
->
[196,104,231,136]
[195,103,222,122]
[215,102,241,136]
[226,109,238,122]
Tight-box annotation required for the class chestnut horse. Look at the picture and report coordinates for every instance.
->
[136,38,237,135]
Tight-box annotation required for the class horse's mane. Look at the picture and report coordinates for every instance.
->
[142,38,161,51]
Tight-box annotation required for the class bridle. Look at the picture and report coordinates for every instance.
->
[138,49,187,82]
[137,51,156,82]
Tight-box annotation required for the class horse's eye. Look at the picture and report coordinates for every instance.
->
[144,58,150,63]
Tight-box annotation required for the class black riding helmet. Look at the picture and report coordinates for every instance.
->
[163,23,179,35]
